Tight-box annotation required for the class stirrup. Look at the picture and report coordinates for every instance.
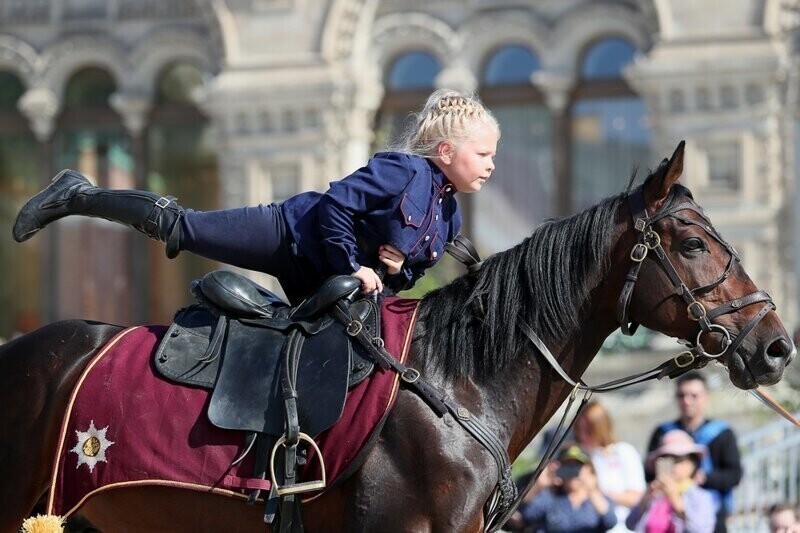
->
[269,432,327,496]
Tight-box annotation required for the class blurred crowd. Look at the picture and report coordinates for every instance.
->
[507,371,794,533]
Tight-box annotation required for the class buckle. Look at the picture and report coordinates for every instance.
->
[346,321,363,336]
[674,351,695,368]
[687,302,707,321]
[270,432,326,496]
[643,230,661,249]
[155,197,172,209]
[630,243,648,262]
[634,218,647,232]
[401,368,420,383]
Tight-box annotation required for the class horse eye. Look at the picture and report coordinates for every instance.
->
[682,237,706,253]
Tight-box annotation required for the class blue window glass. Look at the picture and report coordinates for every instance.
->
[580,38,636,80]
[571,98,652,210]
[483,45,540,86]
[387,51,440,90]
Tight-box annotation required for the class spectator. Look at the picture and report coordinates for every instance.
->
[645,371,742,533]
[768,503,800,533]
[512,444,617,532]
[574,400,646,532]
[626,429,716,533]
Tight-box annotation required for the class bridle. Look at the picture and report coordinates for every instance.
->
[616,184,775,374]
[449,184,780,531]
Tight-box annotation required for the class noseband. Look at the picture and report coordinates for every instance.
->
[617,185,775,372]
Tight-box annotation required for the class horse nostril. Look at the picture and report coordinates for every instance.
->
[767,337,794,359]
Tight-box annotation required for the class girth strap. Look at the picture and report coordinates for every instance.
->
[330,300,516,526]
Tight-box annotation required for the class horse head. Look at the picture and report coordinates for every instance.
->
[615,141,795,389]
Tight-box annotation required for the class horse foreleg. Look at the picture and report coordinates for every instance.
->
[0,321,121,532]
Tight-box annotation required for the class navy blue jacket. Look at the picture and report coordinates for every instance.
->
[282,152,461,291]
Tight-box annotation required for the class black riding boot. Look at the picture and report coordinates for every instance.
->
[12,169,185,258]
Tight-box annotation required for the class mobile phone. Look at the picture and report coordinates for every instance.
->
[655,457,674,477]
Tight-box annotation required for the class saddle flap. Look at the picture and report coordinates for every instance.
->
[207,318,352,437]
[154,306,219,388]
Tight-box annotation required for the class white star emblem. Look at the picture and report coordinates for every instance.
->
[70,420,114,473]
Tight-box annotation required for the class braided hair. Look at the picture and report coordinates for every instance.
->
[396,89,500,158]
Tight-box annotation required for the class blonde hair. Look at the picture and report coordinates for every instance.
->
[397,89,499,158]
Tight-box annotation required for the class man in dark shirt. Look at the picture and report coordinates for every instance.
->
[646,371,742,533]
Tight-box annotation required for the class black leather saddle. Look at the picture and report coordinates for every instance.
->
[154,270,378,436]
[153,269,382,530]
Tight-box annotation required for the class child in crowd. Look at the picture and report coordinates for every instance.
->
[513,444,617,533]
[626,430,715,533]
[13,89,499,303]
[574,400,646,532]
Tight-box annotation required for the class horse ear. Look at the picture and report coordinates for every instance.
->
[645,140,685,211]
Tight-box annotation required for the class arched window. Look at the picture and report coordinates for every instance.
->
[580,38,637,79]
[386,51,441,90]
[374,51,442,152]
[0,71,43,338]
[570,37,651,211]
[64,67,116,108]
[478,45,553,250]
[147,61,219,323]
[483,45,540,86]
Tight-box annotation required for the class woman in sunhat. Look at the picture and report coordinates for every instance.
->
[626,430,716,533]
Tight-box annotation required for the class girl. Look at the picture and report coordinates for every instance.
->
[626,430,716,533]
[12,90,499,303]
[574,401,646,532]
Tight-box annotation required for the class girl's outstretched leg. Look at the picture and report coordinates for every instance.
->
[13,169,184,258]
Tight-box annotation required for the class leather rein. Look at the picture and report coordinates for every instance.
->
[447,183,777,532]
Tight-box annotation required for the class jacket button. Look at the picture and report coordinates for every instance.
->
[438,198,442,204]
[407,215,412,221]
[432,251,438,258]
[435,214,439,220]
[424,235,430,242]
[445,186,452,192]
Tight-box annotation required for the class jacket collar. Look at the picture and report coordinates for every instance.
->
[427,158,456,194]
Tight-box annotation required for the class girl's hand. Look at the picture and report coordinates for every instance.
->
[378,244,406,275]
[352,266,383,294]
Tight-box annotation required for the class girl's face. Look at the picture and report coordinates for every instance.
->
[437,124,498,193]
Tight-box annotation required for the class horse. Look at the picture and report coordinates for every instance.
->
[1,142,795,532]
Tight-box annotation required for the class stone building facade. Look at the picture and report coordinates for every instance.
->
[0,0,798,335]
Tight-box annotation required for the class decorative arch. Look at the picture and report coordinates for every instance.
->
[38,35,128,103]
[460,10,550,77]
[371,12,459,71]
[0,35,37,86]
[129,27,217,98]
[549,4,652,74]
[321,0,378,62]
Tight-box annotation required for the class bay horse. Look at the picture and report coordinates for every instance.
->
[1,142,795,532]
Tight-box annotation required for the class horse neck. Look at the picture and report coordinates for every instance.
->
[482,316,617,461]
[477,230,631,461]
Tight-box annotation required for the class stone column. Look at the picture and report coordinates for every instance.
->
[110,90,153,323]
[533,71,575,217]
[18,87,60,322]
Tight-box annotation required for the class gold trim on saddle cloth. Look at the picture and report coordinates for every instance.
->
[47,326,140,514]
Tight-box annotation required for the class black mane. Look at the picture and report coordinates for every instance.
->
[416,165,693,383]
